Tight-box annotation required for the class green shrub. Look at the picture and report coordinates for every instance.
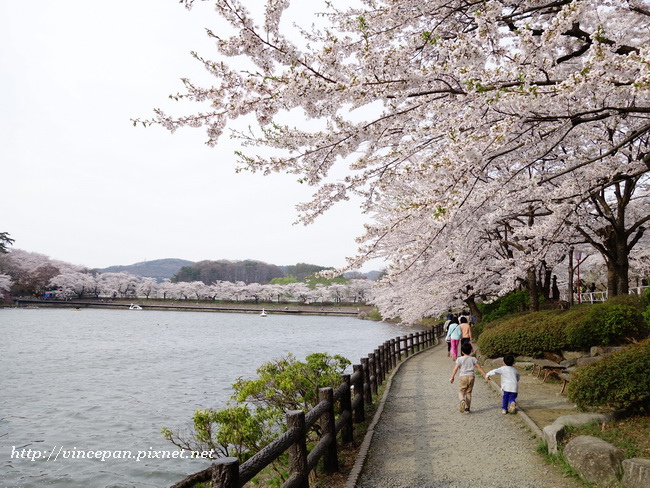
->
[478,290,530,323]
[642,286,650,308]
[367,308,383,321]
[567,339,650,411]
[566,301,646,349]
[643,288,650,329]
[477,311,568,357]
[476,300,648,358]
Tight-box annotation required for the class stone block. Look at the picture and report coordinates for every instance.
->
[590,346,607,357]
[543,423,565,455]
[577,356,603,367]
[564,435,624,486]
[621,458,650,488]
[560,359,577,368]
[544,351,564,362]
[561,350,587,360]
[543,414,610,455]
[489,357,505,367]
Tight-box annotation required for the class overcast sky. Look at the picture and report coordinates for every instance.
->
[0,1,379,272]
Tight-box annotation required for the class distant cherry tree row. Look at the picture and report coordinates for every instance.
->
[0,249,372,304]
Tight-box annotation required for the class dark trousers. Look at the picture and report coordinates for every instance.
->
[501,391,518,410]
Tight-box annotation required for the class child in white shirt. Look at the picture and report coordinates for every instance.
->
[449,342,489,413]
[486,354,520,414]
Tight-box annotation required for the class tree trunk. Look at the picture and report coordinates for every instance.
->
[568,249,574,306]
[464,295,482,323]
[527,267,539,312]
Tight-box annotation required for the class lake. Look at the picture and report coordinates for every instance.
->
[0,307,419,487]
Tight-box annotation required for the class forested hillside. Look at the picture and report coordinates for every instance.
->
[97,259,193,281]
[172,259,284,285]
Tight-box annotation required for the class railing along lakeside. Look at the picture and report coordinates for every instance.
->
[170,323,444,488]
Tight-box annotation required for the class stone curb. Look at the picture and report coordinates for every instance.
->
[344,339,438,488]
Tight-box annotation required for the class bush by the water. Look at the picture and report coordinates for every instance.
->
[567,339,650,411]
[477,297,648,358]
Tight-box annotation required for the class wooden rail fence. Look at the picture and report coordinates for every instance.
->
[171,324,443,488]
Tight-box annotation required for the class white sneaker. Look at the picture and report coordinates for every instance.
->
[507,402,517,414]
[460,400,466,413]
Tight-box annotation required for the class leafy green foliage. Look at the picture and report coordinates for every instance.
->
[162,352,350,465]
[477,290,530,323]
[270,276,299,285]
[642,288,650,328]
[304,275,348,289]
[567,339,650,411]
[232,353,350,412]
[281,263,331,281]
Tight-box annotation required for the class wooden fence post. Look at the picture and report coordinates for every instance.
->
[383,340,391,373]
[368,353,378,396]
[361,357,372,405]
[402,335,409,358]
[389,338,396,368]
[211,457,239,488]
[340,374,353,444]
[374,349,382,385]
[287,410,309,488]
[352,364,365,423]
[319,387,339,473]
[408,333,414,355]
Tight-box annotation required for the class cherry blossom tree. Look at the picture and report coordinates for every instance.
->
[49,271,98,299]
[0,249,84,296]
[0,273,13,295]
[99,272,141,298]
[137,277,159,299]
[138,0,649,320]
[568,174,650,295]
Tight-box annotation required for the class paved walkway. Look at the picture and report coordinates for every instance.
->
[348,343,581,488]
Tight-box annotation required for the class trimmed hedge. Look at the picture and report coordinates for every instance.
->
[477,311,567,357]
[477,298,648,358]
[567,339,650,411]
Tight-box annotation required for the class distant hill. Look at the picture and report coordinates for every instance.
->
[96,258,382,283]
[96,258,194,282]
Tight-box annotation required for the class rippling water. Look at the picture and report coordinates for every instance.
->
[0,307,417,487]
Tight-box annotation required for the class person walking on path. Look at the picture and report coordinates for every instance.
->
[459,316,472,348]
[449,342,488,413]
[445,317,461,360]
[353,341,581,488]
[486,353,521,414]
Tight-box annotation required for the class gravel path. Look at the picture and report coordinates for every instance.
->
[352,343,581,488]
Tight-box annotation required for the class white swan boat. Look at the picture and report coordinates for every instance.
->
[129,303,143,310]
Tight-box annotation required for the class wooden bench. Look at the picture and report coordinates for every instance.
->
[530,359,566,383]
[558,372,572,394]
